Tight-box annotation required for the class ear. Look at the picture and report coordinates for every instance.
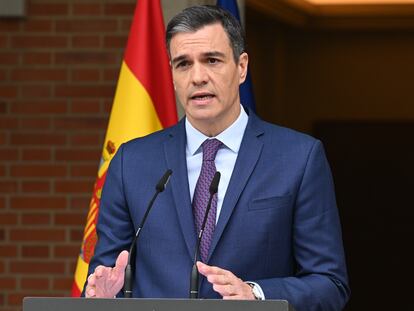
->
[170,61,177,90]
[238,52,248,85]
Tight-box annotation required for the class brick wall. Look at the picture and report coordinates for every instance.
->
[0,1,136,310]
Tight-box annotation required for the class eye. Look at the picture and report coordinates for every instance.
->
[208,58,219,64]
[176,60,190,69]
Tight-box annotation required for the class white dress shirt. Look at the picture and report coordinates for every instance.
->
[185,105,248,223]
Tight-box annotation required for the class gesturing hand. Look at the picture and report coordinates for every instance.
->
[197,261,255,300]
[85,250,129,298]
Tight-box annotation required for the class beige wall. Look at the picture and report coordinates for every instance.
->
[247,9,414,133]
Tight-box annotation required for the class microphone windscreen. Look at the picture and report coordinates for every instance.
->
[209,171,221,194]
[155,169,173,192]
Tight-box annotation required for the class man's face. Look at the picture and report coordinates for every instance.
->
[169,23,248,136]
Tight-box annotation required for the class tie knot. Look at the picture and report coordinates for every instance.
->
[202,138,222,161]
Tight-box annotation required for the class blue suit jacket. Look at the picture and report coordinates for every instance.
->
[87,112,350,311]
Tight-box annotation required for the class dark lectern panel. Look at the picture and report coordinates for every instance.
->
[23,297,296,311]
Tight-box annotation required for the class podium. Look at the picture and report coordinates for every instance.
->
[23,297,296,311]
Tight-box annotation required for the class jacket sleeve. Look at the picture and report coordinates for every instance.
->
[256,140,350,311]
[83,144,135,296]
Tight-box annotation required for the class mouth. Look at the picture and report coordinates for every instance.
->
[189,92,215,102]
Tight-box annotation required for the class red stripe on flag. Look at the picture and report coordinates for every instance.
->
[124,0,177,128]
[72,281,82,296]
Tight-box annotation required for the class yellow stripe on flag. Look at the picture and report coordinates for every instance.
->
[98,61,163,176]
[106,61,162,143]
[74,256,89,293]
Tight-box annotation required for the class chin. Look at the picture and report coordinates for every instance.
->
[188,110,219,123]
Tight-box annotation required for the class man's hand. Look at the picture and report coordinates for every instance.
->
[85,250,129,298]
[196,261,255,300]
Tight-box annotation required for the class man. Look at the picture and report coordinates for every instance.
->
[85,5,350,311]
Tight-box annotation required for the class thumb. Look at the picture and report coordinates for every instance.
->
[113,250,129,275]
[196,261,210,276]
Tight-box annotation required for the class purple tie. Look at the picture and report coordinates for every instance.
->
[193,138,223,262]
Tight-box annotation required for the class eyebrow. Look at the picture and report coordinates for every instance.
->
[171,51,226,65]
[203,51,225,59]
[171,55,188,66]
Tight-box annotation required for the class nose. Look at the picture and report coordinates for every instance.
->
[190,63,208,86]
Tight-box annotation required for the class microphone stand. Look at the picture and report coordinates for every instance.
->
[123,169,172,298]
[189,172,221,299]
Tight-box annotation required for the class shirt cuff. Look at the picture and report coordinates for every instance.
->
[246,281,266,300]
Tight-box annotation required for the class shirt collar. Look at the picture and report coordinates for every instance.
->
[185,105,249,156]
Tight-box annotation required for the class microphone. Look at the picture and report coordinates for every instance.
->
[123,169,172,298]
[189,171,221,299]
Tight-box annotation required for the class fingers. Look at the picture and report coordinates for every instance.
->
[197,261,237,285]
[85,251,129,299]
[197,262,233,281]
[85,285,96,298]
[86,267,107,298]
[113,250,129,275]
[212,280,246,298]
[213,283,237,296]
[196,261,254,299]
[87,272,96,286]
[94,265,111,281]
[86,273,97,298]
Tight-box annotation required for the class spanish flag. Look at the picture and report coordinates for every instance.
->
[71,0,177,296]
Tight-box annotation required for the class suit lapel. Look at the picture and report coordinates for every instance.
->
[164,120,196,260]
[207,115,264,261]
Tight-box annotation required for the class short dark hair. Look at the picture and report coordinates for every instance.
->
[166,5,245,63]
